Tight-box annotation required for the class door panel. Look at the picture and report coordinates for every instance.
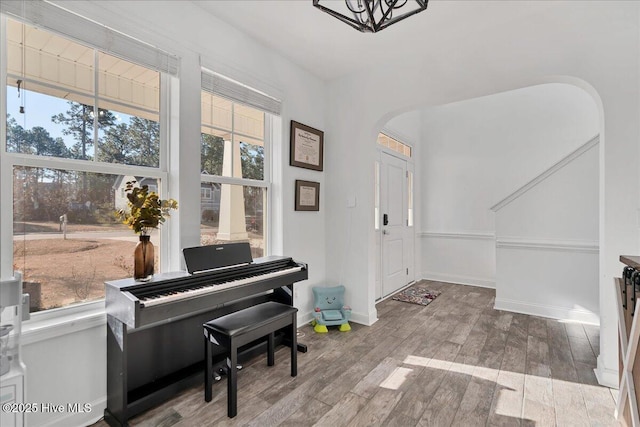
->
[385,238,404,275]
[381,152,409,297]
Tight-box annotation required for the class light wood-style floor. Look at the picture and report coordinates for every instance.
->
[93,281,619,426]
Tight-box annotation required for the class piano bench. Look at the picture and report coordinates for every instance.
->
[203,301,298,418]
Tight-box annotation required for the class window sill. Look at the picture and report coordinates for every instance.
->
[22,300,106,345]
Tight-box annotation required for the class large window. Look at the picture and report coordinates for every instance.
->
[2,17,168,311]
[200,85,270,259]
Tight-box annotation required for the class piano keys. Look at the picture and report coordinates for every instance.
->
[139,262,303,308]
[104,243,307,427]
[106,255,306,329]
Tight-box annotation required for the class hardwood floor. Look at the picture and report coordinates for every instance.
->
[93,281,618,426]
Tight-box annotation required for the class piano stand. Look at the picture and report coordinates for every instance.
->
[104,252,308,427]
[104,259,307,427]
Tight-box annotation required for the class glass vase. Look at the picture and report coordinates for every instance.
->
[134,234,154,281]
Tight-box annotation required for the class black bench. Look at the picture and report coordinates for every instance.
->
[203,301,298,418]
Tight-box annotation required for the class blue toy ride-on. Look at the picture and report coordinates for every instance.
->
[311,285,351,333]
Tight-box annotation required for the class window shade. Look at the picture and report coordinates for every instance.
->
[202,71,281,116]
[1,0,179,76]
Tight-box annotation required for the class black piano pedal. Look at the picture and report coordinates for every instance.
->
[218,364,243,376]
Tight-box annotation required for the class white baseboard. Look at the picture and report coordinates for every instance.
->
[595,354,619,389]
[421,272,495,289]
[299,310,377,328]
[494,297,600,325]
[349,310,378,326]
[298,311,314,327]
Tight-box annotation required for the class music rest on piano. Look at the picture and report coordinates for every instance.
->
[104,243,307,427]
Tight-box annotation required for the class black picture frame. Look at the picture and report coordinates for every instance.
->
[290,121,324,171]
[295,180,320,211]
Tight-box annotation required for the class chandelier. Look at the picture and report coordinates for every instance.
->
[313,0,429,33]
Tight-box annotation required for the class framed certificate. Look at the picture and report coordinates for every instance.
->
[290,121,324,171]
[295,180,320,211]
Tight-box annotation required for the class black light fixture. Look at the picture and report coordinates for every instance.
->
[313,0,428,33]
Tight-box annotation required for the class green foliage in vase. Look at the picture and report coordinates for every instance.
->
[116,181,178,235]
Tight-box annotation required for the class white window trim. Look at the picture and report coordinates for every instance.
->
[1,16,11,280]
[201,174,269,189]
[201,69,280,116]
[199,82,275,255]
[4,152,168,179]
[21,300,106,345]
[379,128,414,160]
[0,14,174,328]
[0,0,179,76]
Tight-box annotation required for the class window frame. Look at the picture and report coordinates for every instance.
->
[199,84,274,256]
[377,131,413,159]
[0,15,172,317]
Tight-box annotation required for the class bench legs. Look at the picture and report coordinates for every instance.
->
[204,335,213,402]
[267,333,274,366]
[291,315,297,377]
[203,335,242,418]
[228,342,238,418]
[203,311,298,418]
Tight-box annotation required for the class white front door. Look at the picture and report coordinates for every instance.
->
[380,152,412,297]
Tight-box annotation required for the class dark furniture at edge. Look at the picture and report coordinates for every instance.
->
[616,254,640,425]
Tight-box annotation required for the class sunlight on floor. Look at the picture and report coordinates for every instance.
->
[380,354,617,421]
[380,367,413,390]
[404,355,430,367]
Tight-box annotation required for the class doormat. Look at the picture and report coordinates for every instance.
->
[391,287,441,306]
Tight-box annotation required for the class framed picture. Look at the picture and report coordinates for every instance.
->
[295,180,320,211]
[290,121,324,171]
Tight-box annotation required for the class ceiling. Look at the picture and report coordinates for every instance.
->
[192,0,554,81]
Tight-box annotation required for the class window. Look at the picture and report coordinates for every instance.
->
[201,187,212,200]
[200,72,275,259]
[13,168,159,310]
[2,16,170,312]
[5,19,160,166]
[374,161,380,230]
[407,170,414,227]
[377,132,412,158]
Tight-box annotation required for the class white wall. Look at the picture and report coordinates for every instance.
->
[419,83,598,287]
[385,112,423,143]
[21,309,106,427]
[494,141,599,324]
[18,1,328,426]
[323,2,639,389]
[392,83,601,326]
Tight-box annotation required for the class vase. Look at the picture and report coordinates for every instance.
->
[134,234,154,281]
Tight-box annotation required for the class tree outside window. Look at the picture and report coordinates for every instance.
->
[4,18,164,311]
